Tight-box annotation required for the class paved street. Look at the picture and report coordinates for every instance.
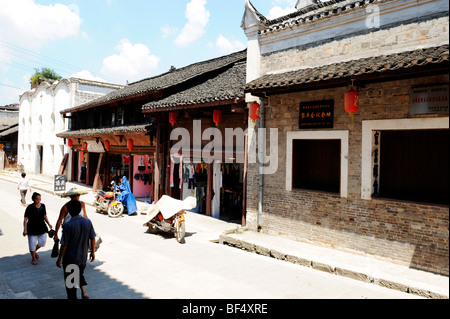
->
[0,179,423,300]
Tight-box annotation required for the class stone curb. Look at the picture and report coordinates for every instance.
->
[219,233,449,299]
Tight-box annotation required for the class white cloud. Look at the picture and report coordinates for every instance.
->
[22,73,32,85]
[272,0,297,7]
[0,79,23,104]
[175,0,210,47]
[70,70,107,83]
[214,35,246,55]
[161,25,179,38]
[267,6,296,20]
[100,39,161,83]
[0,0,82,49]
[0,0,82,103]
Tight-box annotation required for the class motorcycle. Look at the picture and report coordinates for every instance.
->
[94,181,124,218]
[143,195,196,243]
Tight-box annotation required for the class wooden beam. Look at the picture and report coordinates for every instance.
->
[154,115,162,202]
[92,153,104,192]
[58,153,69,175]
[242,134,248,227]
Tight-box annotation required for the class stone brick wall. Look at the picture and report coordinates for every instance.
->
[259,16,449,76]
[74,91,104,107]
[246,73,449,275]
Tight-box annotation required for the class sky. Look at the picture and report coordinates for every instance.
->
[0,0,298,106]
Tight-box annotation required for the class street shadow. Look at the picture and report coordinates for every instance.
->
[0,249,147,299]
[144,228,196,241]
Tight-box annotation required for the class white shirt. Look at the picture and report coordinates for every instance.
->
[17,178,30,191]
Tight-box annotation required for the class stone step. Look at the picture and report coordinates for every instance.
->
[0,284,39,299]
[12,291,38,299]
[0,287,15,299]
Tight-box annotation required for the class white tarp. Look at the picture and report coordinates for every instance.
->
[144,195,197,220]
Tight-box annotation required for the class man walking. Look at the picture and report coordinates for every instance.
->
[17,172,31,207]
[56,200,96,299]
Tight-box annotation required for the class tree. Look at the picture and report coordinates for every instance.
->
[30,67,62,87]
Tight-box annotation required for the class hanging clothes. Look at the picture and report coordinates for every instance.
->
[148,158,153,172]
[179,156,183,189]
[212,162,221,219]
[170,155,183,189]
[170,159,175,188]
[187,164,195,178]
[138,155,145,171]
[187,163,195,189]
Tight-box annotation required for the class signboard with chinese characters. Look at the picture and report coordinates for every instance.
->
[299,100,334,129]
[54,174,66,192]
[410,85,449,115]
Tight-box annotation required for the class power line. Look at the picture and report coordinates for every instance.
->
[0,82,25,90]
[0,40,123,84]
[0,40,83,74]
[0,57,38,74]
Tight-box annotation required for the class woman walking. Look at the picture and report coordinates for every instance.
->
[23,193,52,265]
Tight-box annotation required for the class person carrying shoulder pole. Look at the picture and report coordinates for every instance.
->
[56,199,96,299]
[54,193,88,242]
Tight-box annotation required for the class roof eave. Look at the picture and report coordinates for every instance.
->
[245,61,449,96]
[143,97,245,113]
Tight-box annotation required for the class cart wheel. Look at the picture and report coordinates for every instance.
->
[148,224,158,234]
[107,202,124,218]
[175,219,185,244]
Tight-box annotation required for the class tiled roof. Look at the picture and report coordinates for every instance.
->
[0,124,18,137]
[143,61,246,111]
[20,78,123,100]
[70,77,124,89]
[259,0,378,36]
[244,45,449,92]
[56,124,147,138]
[61,50,247,114]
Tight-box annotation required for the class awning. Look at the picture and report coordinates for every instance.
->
[0,124,18,137]
[56,124,148,138]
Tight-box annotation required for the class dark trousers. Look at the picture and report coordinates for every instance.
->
[63,263,87,299]
[188,178,195,189]
[20,189,27,204]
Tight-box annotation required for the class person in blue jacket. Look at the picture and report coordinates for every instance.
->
[116,176,137,215]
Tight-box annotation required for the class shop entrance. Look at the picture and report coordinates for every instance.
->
[71,150,79,183]
[181,162,208,215]
[220,163,244,222]
[132,155,153,202]
[36,145,43,175]
[108,154,130,186]
[180,162,243,223]
[88,152,100,186]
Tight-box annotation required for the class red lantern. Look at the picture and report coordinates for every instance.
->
[104,140,110,151]
[127,139,134,151]
[213,110,222,127]
[249,102,261,122]
[344,89,359,118]
[82,142,88,151]
[169,112,177,126]
[67,139,73,148]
